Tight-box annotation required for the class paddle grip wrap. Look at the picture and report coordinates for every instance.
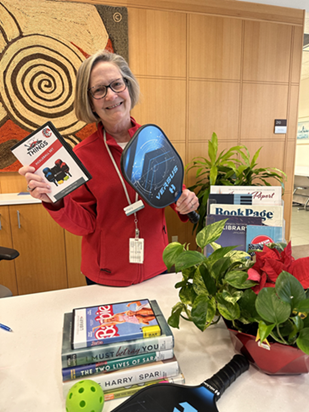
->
[187,210,200,224]
[204,355,249,401]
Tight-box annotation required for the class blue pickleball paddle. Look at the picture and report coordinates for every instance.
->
[111,355,249,412]
[120,124,199,224]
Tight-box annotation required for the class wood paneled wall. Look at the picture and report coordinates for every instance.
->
[0,0,305,247]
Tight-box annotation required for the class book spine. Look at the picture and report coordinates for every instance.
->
[62,357,180,397]
[103,372,185,402]
[62,349,174,381]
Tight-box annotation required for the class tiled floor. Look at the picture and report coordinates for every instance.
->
[290,204,309,246]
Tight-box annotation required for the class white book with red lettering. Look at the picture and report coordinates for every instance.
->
[210,185,282,205]
[11,121,91,203]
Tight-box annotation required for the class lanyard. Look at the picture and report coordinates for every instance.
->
[103,130,140,239]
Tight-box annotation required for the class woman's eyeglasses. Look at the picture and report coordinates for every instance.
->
[88,78,127,99]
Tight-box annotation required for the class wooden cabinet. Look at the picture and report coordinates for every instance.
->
[0,202,83,295]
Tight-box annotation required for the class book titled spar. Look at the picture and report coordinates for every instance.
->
[72,299,162,350]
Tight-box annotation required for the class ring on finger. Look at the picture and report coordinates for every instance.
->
[27,185,34,192]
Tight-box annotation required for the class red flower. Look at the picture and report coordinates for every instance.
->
[247,241,309,293]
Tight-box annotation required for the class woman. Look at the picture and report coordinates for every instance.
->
[19,50,199,286]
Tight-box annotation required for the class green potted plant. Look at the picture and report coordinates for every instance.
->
[163,219,309,375]
[187,133,286,234]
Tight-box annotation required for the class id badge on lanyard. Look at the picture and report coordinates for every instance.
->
[104,130,145,264]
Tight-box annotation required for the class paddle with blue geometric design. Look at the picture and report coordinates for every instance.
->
[111,355,249,412]
[120,124,199,224]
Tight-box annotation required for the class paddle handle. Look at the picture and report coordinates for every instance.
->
[187,210,200,224]
[204,355,249,401]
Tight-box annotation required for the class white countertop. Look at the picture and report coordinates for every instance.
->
[0,192,41,205]
[0,273,308,412]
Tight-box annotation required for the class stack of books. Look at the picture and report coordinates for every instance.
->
[205,185,285,256]
[61,299,184,402]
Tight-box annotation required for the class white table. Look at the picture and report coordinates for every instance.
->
[0,273,308,412]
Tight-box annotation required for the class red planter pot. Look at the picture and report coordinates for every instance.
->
[228,327,309,375]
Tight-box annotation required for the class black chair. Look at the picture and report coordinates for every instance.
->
[0,246,19,298]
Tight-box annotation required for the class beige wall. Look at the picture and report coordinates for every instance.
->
[296,77,309,167]
[0,0,305,246]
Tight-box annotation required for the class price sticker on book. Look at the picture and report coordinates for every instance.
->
[129,238,144,263]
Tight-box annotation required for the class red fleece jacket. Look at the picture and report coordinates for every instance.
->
[44,118,187,286]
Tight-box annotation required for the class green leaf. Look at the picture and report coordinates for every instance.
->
[225,270,257,289]
[179,283,197,305]
[191,295,216,331]
[199,264,217,296]
[174,250,206,272]
[168,302,184,329]
[192,270,209,296]
[221,288,242,305]
[295,299,309,314]
[250,147,262,168]
[275,271,306,310]
[216,293,240,320]
[297,328,309,355]
[162,242,184,271]
[209,165,218,185]
[238,288,259,321]
[256,288,291,324]
[258,320,275,342]
[196,219,228,249]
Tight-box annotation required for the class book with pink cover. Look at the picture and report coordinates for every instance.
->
[72,299,161,350]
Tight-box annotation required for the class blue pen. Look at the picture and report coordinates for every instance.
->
[0,323,13,332]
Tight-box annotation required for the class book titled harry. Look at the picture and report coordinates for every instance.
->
[62,355,180,398]
[10,121,92,203]
[72,299,162,350]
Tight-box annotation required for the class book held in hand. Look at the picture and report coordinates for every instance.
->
[10,121,92,203]
[72,299,162,350]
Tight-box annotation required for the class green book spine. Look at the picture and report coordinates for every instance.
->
[62,349,174,381]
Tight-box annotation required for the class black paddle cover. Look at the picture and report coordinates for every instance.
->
[111,355,249,412]
[120,124,199,224]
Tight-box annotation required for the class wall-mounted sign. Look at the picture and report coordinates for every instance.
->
[274,119,287,134]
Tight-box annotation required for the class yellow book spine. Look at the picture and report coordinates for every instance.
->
[142,325,161,338]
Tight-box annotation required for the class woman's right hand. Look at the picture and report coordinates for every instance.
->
[18,165,52,203]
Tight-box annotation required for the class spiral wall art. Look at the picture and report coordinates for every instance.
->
[0,0,128,172]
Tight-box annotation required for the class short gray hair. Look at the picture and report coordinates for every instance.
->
[74,50,140,124]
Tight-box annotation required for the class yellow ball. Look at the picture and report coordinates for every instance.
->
[66,379,104,412]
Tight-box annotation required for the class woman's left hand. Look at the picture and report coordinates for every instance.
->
[175,189,199,215]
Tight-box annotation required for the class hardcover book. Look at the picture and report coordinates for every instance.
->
[209,203,284,227]
[62,355,180,397]
[62,349,174,381]
[210,185,282,205]
[10,121,92,203]
[61,304,174,368]
[103,372,185,402]
[205,214,263,257]
[246,225,283,255]
[72,299,161,350]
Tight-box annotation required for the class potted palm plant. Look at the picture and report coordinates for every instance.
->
[163,219,309,375]
[186,132,286,234]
